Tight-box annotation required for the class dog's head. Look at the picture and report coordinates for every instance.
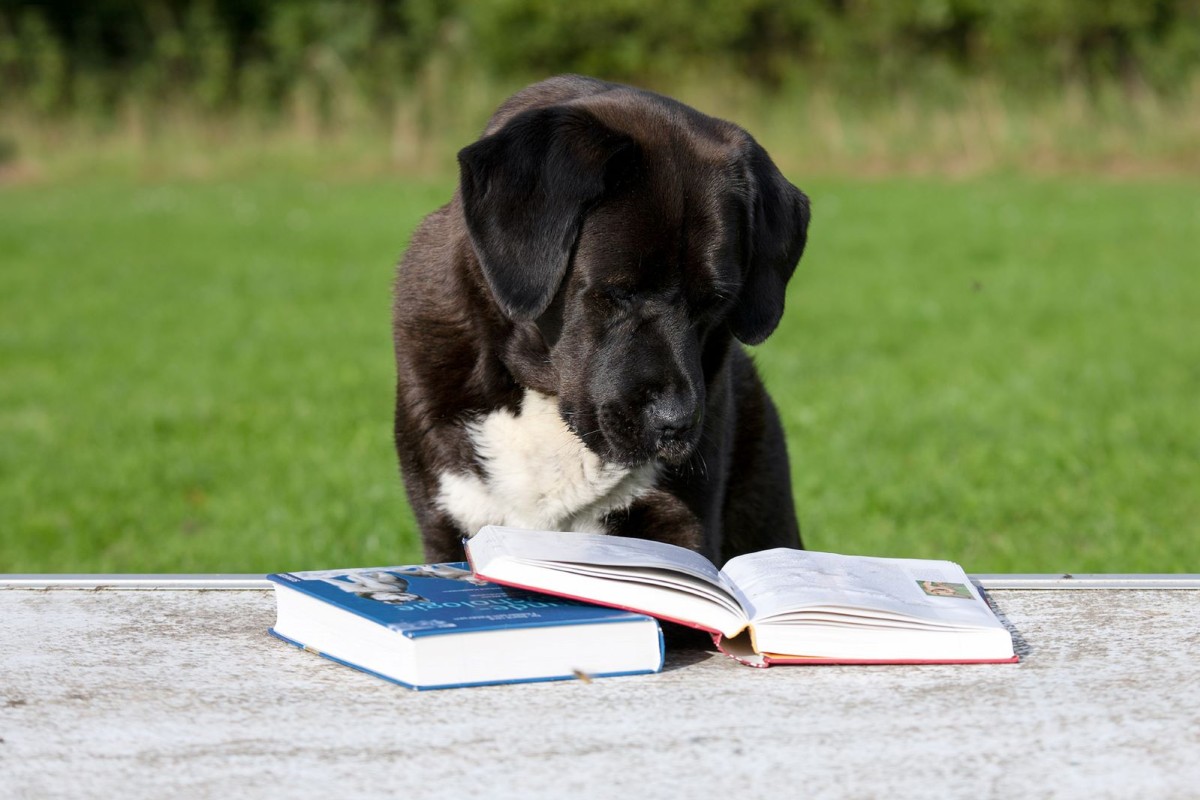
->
[458,82,809,468]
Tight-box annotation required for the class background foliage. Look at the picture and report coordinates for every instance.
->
[6,0,1200,107]
[3,0,1200,175]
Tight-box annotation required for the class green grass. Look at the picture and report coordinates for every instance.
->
[2,173,1197,573]
[764,178,1200,571]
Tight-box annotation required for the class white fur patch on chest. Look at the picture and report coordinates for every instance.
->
[436,390,658,536]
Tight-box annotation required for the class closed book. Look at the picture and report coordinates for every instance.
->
[267,562,663,690]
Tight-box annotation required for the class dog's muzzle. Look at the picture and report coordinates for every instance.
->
[594,393,701,466]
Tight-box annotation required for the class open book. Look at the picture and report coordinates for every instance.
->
[466,526,1017,666]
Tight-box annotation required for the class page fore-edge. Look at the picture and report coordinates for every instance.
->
[267,627,664,691]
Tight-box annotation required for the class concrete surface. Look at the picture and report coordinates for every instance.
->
[2,585,1198,799]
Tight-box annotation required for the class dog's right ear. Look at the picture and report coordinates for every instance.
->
[730,141,811,346]
[458,106,638,320]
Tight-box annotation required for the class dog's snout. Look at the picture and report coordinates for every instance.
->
[646,394,699,443]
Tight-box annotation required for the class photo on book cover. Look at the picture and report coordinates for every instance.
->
[319,564,488,606]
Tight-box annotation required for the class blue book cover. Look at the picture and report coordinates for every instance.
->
[267,562,664,690]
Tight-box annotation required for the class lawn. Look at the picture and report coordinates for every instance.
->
[1,173,1197,573]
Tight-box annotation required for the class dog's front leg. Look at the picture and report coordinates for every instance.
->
[605,489,706,554]
[394,422,480,564]
[417,512,472,564]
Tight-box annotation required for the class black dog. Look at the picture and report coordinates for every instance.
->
[393,75,810,564]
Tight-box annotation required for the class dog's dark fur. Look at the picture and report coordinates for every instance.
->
[393,75,810,564]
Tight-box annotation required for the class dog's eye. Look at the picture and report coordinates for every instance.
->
[602,286,635,308]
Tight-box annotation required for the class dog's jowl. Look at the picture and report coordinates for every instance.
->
[393,75,810,564]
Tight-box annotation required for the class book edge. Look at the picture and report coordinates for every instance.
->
[761,653,1021,666]
[267,628,663,690]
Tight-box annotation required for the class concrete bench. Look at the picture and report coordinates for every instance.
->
[2,576,1198,798]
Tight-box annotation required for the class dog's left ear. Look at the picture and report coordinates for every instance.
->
[458,106,638,320]
[731,141,811,345]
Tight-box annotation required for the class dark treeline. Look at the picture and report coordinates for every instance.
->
[3,0,1199,117]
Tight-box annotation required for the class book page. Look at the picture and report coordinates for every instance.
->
[467,526,748,635]
[721,548,1003,629]
[470,526,728,587]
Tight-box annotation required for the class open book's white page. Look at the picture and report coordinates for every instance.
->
[721,548,1003,629]
[531,563,744,616]
[469,526,748,635]
[472,527,727,585]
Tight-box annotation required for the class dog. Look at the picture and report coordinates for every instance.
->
[393,75,810,565]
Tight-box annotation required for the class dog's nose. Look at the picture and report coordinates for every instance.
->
[646,395,699,445]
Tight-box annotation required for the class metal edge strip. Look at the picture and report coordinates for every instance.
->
[972,574,1200,589]
[1,574,1199,590]
[0,575,273,590]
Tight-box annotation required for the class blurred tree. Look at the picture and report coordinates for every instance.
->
[0,0,1196,119]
